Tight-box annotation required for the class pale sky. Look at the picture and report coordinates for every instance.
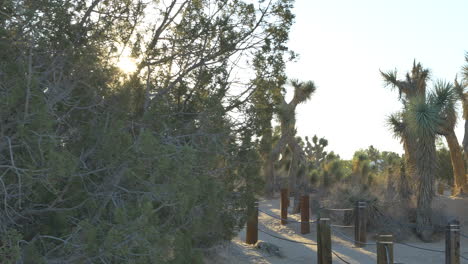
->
[285,0,468,159]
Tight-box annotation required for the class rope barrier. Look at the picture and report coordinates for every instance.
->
[258,228,318,246]
[332,250,352,264]
[331,224,355,228]
[330,226,377,246]
[258,227,352,264]
[259,208,352,226]
[394,241,444,253]
[321,207,354,212]
[254,202,464,263]
[258,209,317,224]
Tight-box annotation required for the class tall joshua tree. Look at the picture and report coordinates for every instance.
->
[455,53,468,159]
[382,62,430,187]
[381,62,452,241]
[265,79,316,208]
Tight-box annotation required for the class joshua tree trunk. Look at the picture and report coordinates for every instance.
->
[445,130,468,195]
[289,154,301,214]
[416,191,433,241]
[289,139,306,214]
[459,84,468,157]
[414,136,437,241]
[463,120,468,158]
[265,136,287,197]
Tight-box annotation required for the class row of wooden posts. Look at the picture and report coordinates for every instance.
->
[245,188,462,264]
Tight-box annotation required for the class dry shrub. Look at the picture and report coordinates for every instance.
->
[321,181,449,241]
[321,182,383,227]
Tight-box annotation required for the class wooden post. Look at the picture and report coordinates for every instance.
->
[446,220,460,264]
[377,234,393,264]
[246,201,258,245]
[317,218,332,264]
[280,188,288,225]
[301,194,310,234]
[354,201,367,247]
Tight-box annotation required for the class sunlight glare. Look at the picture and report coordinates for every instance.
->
[116,56,137,74]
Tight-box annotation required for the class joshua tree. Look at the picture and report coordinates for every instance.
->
[455,54,468,159]
[265,79,316,210]
[380,151,401,197]
[351,151,371,187]
[382,62,430,187]
[304,135,328,169]
[381,61,456,240]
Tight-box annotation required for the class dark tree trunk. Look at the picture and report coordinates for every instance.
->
[287,138,306,214]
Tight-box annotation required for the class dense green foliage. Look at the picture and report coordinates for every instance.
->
[0,0,296,262]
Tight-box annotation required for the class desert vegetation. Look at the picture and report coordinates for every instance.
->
[1,0,468,263]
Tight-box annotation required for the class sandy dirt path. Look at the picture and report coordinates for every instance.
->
[205,195,468,264]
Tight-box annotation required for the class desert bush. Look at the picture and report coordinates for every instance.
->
[323,181,448,241]
[323,183,381,225]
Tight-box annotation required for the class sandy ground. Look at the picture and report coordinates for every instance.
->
[204,193,468,264]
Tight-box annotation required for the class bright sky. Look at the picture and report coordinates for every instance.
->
[285,0,468,159]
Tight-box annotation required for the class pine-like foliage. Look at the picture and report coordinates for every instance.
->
[0,0,295,262]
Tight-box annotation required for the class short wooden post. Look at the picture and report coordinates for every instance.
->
[446,220,460,264]
[280,188,288,225]
[317,218,332,264]
[246,201,258,245]
[354,201,367,247]
[377,234,393,264]
[301,194,310,234]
